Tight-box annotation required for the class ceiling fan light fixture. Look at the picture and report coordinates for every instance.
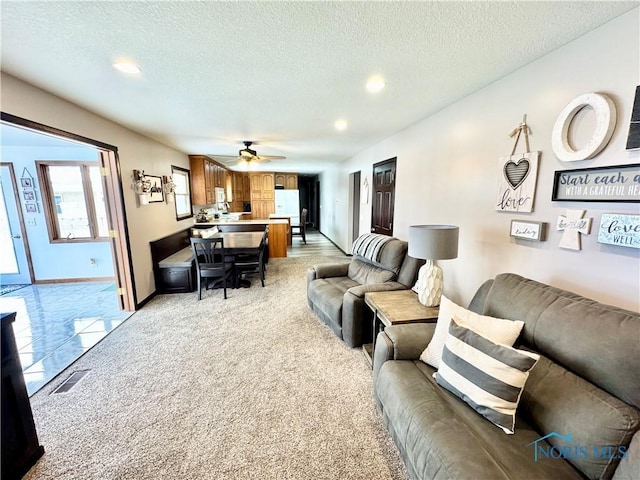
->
[239,141,257,158]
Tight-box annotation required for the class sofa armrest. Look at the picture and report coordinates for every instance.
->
[372,324,436,381]
[307,262,350,281]
[346,281,407,298]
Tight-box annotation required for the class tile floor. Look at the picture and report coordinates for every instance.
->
[0,281,132,396]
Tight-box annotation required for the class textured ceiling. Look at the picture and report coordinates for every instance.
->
[1,1,636,173]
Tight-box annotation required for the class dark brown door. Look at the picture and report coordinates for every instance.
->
[370,158,396,236]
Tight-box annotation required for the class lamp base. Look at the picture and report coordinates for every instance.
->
[413,260,443,307]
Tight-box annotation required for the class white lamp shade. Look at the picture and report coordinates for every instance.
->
[408,225,459,260]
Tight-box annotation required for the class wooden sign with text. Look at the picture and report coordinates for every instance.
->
[552,164,640,202]
[597,214,640,249]
[496,152,539,212]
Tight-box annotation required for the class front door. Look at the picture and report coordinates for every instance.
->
[0,164,33,284]
[370,158,396,236]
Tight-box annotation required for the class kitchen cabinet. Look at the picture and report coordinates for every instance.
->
[275,173,298,189]
[230,172,251,212]
[249,173,275,219]
[189,155,229,206]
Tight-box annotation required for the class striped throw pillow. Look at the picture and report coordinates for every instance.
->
[420,295,524,369]
[435,319,540,434]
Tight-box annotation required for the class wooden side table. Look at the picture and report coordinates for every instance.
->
[363,290,439,366]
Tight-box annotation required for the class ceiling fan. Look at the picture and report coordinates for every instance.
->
[208,141,286,166]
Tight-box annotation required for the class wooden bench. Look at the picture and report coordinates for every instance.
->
[150,228,195,293]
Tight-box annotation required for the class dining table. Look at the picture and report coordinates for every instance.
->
[157,231,265,291]
[198,231,264,288]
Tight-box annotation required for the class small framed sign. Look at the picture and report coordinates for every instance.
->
[23,190,36,201]
[146,175,164,203]
[510,220,546,241]
[552,164,640,202]
[597,213,640,249]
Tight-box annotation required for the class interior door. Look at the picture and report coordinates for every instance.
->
[370,158,397,236]
[0,164,32,284]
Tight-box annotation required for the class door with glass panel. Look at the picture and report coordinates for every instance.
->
[0,164,32,284]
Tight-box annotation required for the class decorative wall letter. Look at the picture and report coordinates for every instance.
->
[557,209,592,251]
[552,92,616,162]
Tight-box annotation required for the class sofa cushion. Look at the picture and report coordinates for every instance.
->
[435,320,539,434]
[307,277,359,324]
[348,258,396,285]
[519,352,640,480]
[420,295,524,369]
[482,273,640,409]
[376,360,583,480]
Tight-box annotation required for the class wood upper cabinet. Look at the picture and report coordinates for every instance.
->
[249,172,275,219]
[230,172,250,211]
[275,173,298,189]
[189,155,229,206]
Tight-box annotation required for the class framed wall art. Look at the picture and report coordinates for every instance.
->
[146,175,164,203]
[25,203,38,213]
[23,190,36,201]
[510,220,546,241]
[552,164,640,203]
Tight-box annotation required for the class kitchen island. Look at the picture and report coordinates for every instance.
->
[193,218,289,258]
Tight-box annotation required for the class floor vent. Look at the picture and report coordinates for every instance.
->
[52,370,90,394]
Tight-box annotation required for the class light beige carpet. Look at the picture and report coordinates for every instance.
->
[24,255,410,480]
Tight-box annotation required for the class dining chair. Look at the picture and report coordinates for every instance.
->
[291,208,308,244]
[190,237,234,300]
[234,230,267,287]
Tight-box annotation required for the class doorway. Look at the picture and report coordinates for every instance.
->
[348,171,361,245]
[1,113,134,311]
[370,157,397,236]
[0,163,33,284]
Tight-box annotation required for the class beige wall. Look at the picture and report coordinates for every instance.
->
[320,10,640,311]
[1,73,193,304]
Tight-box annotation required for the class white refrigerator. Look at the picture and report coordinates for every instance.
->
[274,189,300,226]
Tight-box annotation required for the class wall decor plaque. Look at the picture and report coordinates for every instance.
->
[510,220,546,241]
[552,164,640,203]
[557,209,592,251]
[597,213,640,249]
[626,86,640,150]
[146,175,165,203]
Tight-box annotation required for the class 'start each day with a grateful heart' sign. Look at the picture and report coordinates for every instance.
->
[496,152,539,212]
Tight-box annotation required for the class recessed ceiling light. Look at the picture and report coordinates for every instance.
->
[335,119,348,131]
[113,61,141,74]
[366,76,386,93]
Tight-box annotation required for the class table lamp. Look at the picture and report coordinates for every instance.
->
[408,225,459,307]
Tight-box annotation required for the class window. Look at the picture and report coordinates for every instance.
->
[37,161,109,242]
[172,165,192,220]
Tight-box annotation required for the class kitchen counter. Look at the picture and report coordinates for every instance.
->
[194,218,288,226]
[192,218,289,257]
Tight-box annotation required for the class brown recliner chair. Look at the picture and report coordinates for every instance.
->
[306,235,423,347]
